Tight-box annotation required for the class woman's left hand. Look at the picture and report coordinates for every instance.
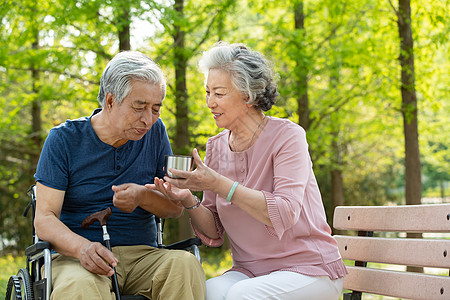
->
[145,178,193,208]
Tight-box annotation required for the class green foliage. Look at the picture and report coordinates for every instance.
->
[200,247,233,280]
[0,0,448,252]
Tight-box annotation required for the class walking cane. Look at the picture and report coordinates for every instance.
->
[82,207,121,300]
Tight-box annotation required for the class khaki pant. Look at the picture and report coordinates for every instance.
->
[49,245,205,300]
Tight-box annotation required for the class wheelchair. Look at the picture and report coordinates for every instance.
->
[5,185,202,300]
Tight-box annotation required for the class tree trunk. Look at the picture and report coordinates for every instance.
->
[397,0,422,273]
[331,169,344,233]
[329,65,344,233]
[328,2,344,232]
[173,0,190,155]
[117,4,131,51]
[294,1,310,131]
[173,0,193,241]
[398,0,421,206]
[30,19,42,178]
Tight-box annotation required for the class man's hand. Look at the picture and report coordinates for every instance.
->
[112,183,143,213]
[78,241,118,277]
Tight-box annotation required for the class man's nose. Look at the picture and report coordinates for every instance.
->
[140,109,153,126]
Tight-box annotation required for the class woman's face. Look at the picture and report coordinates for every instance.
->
[205,68,250,130]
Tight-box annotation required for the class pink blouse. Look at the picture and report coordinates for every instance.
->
[194,117,347,279]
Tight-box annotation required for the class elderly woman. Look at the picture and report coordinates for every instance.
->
[150,42,347,300]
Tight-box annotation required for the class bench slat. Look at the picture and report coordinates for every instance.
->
[335,235,450,268]
[334,204,450,232]
[344,266,450,300]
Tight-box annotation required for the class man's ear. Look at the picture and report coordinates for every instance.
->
[105,93,115,109]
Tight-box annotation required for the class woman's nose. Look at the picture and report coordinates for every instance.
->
[206,96,216,108]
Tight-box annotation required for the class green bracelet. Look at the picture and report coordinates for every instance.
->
[226,181,239,202]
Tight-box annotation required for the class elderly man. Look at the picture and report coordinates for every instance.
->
[34,51,205,299]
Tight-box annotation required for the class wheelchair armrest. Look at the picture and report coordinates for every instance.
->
[165,237,202,250]
[25,241,51,257]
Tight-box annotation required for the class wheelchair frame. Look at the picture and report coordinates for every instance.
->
[5,185,202,300]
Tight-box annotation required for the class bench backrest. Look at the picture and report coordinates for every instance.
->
[333,204,450,300]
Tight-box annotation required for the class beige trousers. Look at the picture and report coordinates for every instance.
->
[49,245,205,300]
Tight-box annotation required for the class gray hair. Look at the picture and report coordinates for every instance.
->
[198,42,279,111]
[97,51,166,107]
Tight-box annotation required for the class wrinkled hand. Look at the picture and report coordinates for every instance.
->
[112,183,144,213]
[164,148,219,191]
[78,241,118,277]
[146,178,192,208]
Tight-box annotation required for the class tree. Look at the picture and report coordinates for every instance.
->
[394,0,422,206]
[391,0,422,273]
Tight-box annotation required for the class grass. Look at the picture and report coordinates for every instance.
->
[0,254,26,298]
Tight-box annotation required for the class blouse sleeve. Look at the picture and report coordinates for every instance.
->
[263,125,313,239]
[191,138,225,247]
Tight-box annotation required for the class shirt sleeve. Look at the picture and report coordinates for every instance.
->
[263,125,312,239]
[34,127,69,191]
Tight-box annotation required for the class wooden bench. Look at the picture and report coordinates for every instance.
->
[333,204,450,300]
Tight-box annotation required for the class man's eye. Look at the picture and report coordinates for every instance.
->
[134,107,145,112]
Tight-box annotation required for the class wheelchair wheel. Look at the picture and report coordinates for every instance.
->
[5,268,34,300]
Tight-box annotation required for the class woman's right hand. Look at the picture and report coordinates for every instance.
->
[164,148,220,193]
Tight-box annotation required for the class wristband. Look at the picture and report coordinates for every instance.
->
[226,181,239,202]
[185,195,201,210]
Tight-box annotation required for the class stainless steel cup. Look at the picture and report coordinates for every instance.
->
[165,155,194,178]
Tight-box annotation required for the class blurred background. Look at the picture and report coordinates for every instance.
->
[0,0,448,282]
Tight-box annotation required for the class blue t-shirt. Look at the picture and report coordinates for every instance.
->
[34,109,172,247]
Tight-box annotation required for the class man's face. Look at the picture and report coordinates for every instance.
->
[108,80,163,146]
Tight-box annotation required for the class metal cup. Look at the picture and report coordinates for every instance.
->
[165,155,194,178]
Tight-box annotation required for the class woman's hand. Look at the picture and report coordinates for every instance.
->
[145,178,193,208]
[164,148,220,192]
